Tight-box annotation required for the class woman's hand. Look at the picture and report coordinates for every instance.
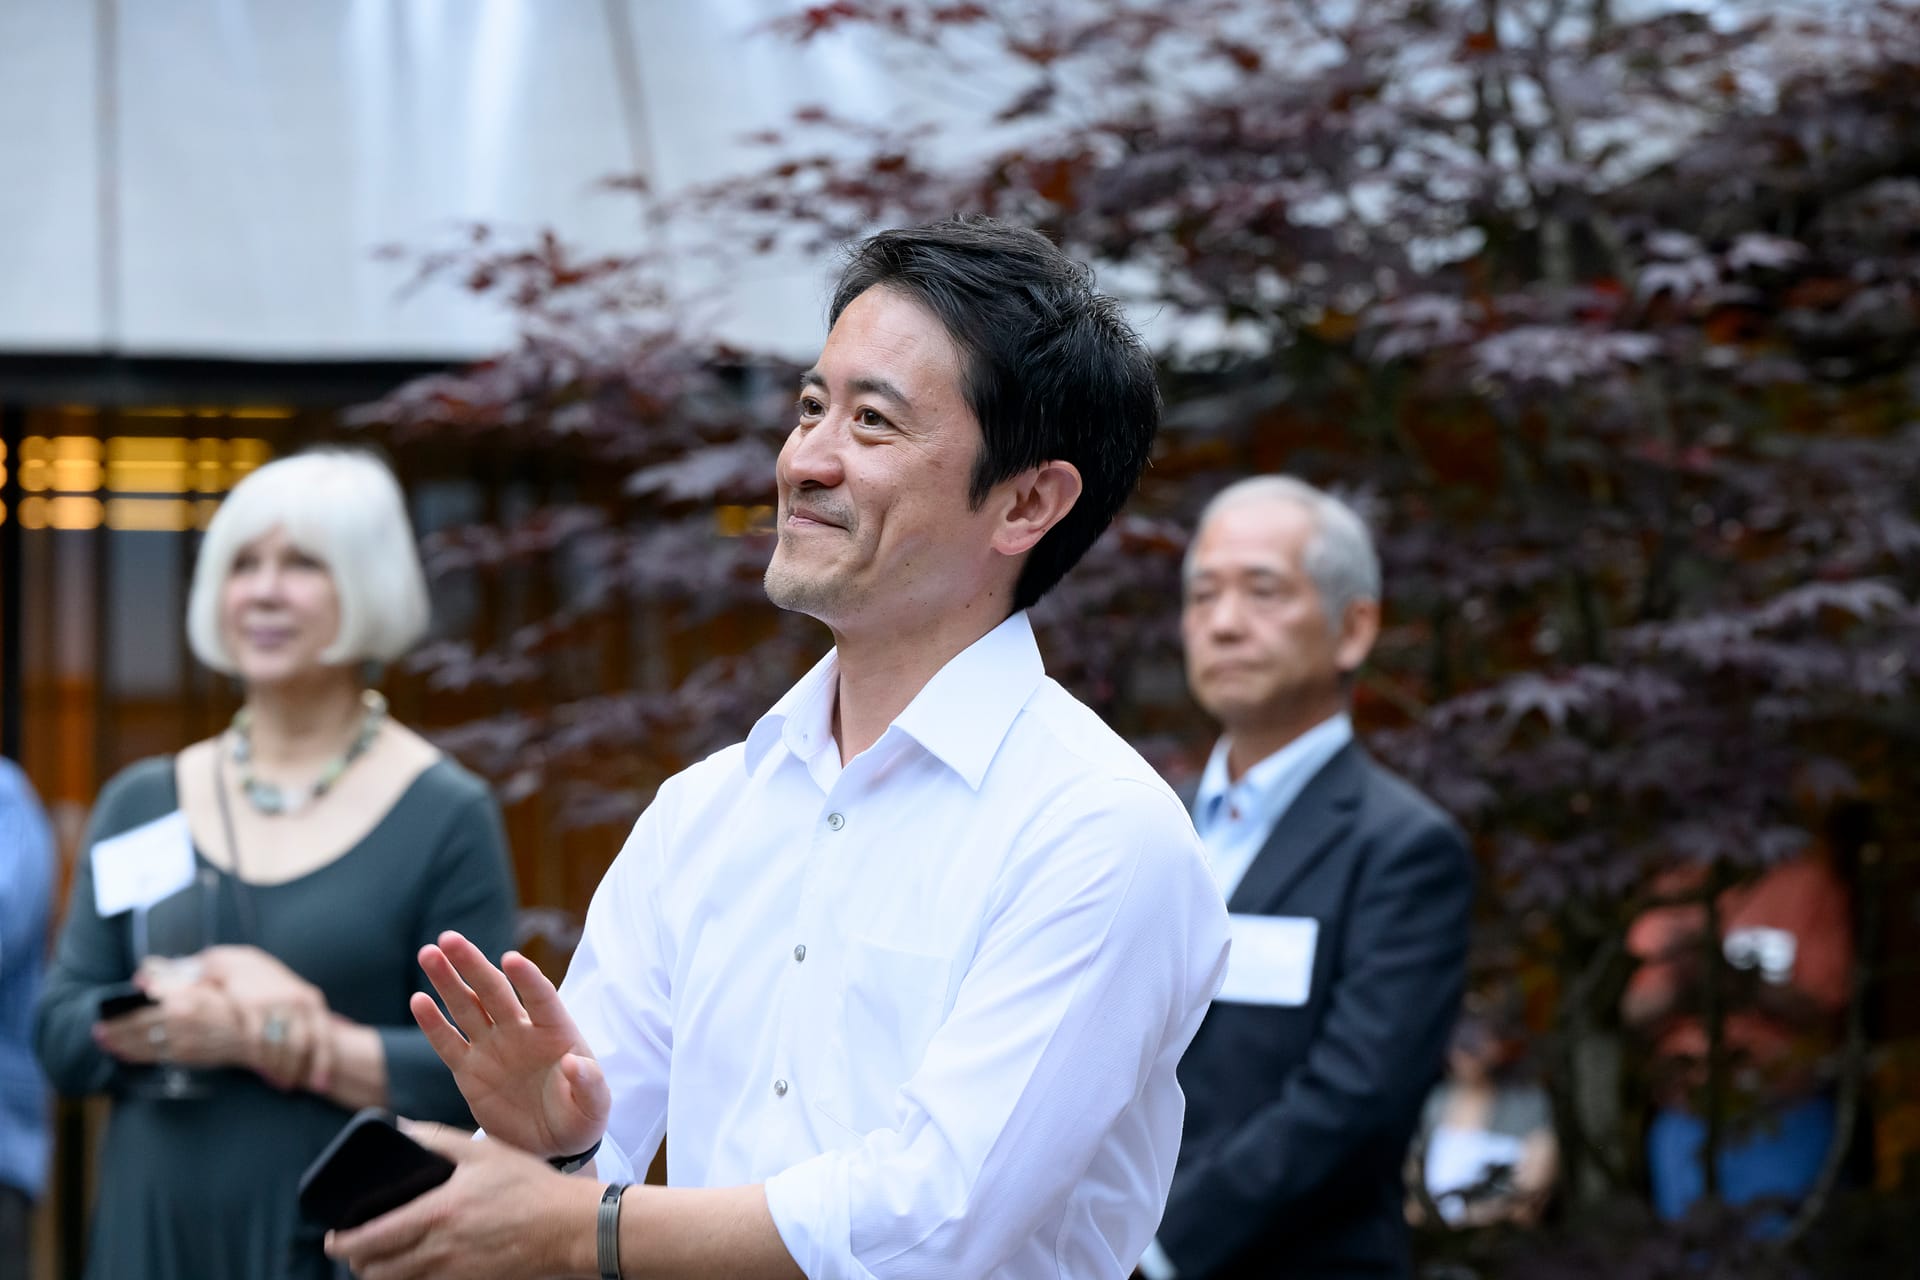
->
[92,978,248,1068]
[198,944,336,1091]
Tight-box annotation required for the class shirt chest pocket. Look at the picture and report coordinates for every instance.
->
[813,936,954,1138]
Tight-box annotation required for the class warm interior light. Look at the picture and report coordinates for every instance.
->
[714,504,775,537]
[8,416,278,531]
[105,497,199,532]
[18,435,271,502]
[228,437,271,479]
[20,437,103,492]
[51,436,103,461]
[107,437,192,493]
[19,495,104,531]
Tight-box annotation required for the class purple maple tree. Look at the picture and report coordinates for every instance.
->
[358,2,1920,1271]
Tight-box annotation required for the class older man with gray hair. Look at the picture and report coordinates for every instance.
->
[1140,475,1474,1280]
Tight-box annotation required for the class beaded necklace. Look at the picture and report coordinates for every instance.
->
[229,689,388,816]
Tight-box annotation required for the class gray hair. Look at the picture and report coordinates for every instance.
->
[1185,475,1381,634]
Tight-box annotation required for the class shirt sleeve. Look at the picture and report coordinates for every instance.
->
[763,781,1228,1280]
[0,763,54,992]
[556,784,679,1183]
[381,784,520,1122]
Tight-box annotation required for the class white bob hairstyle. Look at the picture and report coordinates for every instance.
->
[1186,474,1382,636]
[186,448,430,675]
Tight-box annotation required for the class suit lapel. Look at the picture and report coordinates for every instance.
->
[1224,743,1365,915]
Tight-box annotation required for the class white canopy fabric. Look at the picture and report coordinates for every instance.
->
[0,0,879,361]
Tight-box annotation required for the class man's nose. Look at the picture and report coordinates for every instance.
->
[1202,591,1249,638]
[780,418,847,490]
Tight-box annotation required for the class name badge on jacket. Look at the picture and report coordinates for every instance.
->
[1216,914,1319,1006]
[91,810,196,918]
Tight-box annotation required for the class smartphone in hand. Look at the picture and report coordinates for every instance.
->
[297,1108,456,1230]
[97,981,158,1021]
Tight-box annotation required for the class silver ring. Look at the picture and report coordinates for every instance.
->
[263,1014,289,1046]
[148,1024,168,1049]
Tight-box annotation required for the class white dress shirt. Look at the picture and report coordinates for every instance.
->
[559,611,1230,1279]
[1190,713,1354,902]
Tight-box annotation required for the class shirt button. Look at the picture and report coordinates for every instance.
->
[773,1078,789,1098]
[793,944,807,962]
[826,812,845,831]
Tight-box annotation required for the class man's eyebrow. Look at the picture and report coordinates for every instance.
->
[1187,563,1288,584]
[797,369,915,411]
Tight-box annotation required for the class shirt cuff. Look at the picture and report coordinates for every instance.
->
[590,1135,639,1183]
[1138,1237,1180,1280]
[763,1151,865,1280]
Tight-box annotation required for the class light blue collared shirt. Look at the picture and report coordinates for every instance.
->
[1191,713,1354,904]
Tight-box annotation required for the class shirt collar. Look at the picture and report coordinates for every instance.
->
[1195,712,1354,825]
[744,611,1046,791]
[745,641,841,777]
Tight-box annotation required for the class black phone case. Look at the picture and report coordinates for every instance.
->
[97,982,157,1020]
[297,1108,456,1230]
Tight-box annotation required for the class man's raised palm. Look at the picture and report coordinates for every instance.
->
[410,930,611,1158]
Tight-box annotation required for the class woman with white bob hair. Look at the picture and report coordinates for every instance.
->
[36,448,517,1280]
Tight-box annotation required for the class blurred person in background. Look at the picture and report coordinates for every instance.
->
[1141,475,1474,1280]
[0,756,55,1280]
[34,449,517,1280]
[1622,848,1852,1225]
[1406,1010,1558,1230]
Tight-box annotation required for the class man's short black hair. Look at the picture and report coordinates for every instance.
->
[829,216,1161,613]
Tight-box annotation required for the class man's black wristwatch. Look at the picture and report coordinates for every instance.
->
[548,1138,602,1175]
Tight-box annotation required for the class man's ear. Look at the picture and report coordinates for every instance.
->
[989,461,1083,558]
[1334,597,1381,674]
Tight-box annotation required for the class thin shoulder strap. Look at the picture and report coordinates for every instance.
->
[211,740,260,944]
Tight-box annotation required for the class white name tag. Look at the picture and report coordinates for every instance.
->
[91,810,196,918]
[1725,926,1797,985]
[1216,914,1319,1006]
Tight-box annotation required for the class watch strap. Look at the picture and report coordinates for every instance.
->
[549,1138,602,1175]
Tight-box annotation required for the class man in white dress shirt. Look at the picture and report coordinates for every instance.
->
[329,217,1230,1280]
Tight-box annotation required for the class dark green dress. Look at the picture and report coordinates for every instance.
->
[34,756,517,1280]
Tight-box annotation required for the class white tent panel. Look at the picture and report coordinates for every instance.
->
[617,0,892,359]
[0,1,104,352]
[113,0,645,358]
[0,0,961,363]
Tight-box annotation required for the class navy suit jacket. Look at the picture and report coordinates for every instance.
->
[1159,742,1474,1279]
